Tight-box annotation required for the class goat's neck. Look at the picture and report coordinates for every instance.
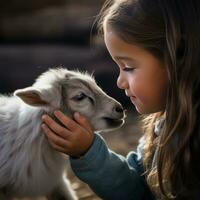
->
[17,103,51,142]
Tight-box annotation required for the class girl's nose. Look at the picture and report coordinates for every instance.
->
[117,75,128,90]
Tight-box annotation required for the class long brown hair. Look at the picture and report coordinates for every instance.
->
[97,0,200,199]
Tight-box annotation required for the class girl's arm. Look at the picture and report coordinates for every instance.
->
[70,133,155,200]
[42,111,155,200]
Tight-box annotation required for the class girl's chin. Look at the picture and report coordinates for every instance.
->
[132,100,160,114]
[135,107,144,114]
[130,98,144,114]
[133,104,143,114]
[135,106,164,115]
[134,104,153,114]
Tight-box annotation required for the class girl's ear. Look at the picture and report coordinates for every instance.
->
[14,87,50,107]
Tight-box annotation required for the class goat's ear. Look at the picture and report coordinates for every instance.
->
[14,87,49,107]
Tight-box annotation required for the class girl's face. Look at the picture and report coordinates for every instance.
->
[104,26,169,114]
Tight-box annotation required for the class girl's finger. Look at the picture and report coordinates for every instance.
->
[74,112,94,133]
[42,115,70,139]
[54,110,80,131]
[42,123,70,147]
[48,140,68,154]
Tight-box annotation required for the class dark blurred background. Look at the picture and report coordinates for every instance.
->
[0,2,140,199]
[0,0,132,109]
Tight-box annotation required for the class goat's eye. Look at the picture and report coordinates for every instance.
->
[73,93,87,102]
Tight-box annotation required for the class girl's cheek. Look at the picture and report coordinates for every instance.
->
[130,79,147,103]
[129,77,140,94]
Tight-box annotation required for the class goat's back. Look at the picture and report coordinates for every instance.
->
[0,95,67,197]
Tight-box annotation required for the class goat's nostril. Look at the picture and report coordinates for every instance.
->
[115,105,124,113]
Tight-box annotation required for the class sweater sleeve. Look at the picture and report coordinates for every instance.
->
[70,133,155,200]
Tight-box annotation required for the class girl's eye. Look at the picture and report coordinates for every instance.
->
[122,64,135,72]
[123,67,135,72]
[73,93,87,101]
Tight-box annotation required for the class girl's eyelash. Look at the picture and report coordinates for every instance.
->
[123,67,134,72]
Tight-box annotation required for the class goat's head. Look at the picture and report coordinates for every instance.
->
[14,68,126,132]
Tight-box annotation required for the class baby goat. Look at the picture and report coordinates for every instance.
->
[0,68,125,200]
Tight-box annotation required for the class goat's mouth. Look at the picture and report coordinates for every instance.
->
[103,117,124,127]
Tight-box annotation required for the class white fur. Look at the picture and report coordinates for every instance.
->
[0,68,125,200]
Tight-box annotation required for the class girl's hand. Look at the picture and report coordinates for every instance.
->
[41,111,94,157]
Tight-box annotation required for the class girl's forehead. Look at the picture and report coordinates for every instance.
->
[104,28,142,54]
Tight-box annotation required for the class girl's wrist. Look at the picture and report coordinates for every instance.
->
[71,134,95,159]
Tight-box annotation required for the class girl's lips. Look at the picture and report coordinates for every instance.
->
[130,96,136,103]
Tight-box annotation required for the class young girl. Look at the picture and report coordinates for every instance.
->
[41,0,200,199]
